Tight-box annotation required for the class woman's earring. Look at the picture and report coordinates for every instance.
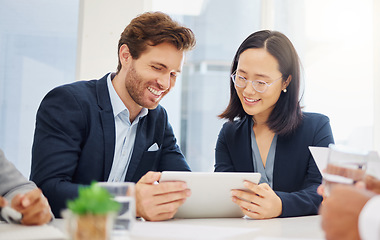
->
[283,89,287,93]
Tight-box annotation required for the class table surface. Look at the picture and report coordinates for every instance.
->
[1,215,325,240]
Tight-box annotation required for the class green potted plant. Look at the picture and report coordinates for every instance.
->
[63,182,120,240]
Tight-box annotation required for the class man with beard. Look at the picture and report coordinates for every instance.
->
[30,12,196,221]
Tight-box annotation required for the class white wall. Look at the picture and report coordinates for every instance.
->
[76,0,183,141]
[374,0,380,153]
[76,0,148,80]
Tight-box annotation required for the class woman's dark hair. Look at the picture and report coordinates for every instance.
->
[219,30,302,136]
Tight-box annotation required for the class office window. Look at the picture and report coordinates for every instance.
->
[0,0,79,177]
[153,0,262,171]
[271,0,374,150]
[300,0,374,149]
[153,0,376,171]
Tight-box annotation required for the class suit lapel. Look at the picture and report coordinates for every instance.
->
[233,117,254,172]
[272,134,288,189]
[125,116,149,182]
[96,74,116,180]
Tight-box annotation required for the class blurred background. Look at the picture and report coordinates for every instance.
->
[1,0,379,177]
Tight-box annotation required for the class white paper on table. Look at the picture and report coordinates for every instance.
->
[0,222,65,240]
[367,151,380,178]
[309,146,380,179]
[308,146,329,176]
[131,221,258,240]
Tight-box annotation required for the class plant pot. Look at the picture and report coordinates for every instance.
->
[62,210,115,240]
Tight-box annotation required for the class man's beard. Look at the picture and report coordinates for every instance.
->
[125,63,163,109]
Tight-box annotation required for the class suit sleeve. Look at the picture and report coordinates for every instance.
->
[276,115,334,217]
[214,123,235,172]
[30,86,86,217]
[0,149,36,202]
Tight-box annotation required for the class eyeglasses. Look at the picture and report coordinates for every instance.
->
[231,71,283,93]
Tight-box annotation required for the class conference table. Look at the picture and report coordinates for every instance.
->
[1,215,325,240]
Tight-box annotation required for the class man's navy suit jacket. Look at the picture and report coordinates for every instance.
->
[215,113,334,217]
[30,73,190,217]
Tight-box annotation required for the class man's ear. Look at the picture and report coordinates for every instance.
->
[119,44,132,66]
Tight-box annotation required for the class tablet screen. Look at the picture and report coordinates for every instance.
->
[159,171,261,218]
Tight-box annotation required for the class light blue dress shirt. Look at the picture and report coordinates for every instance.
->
[250,121,277,188]
[106,74,148,182]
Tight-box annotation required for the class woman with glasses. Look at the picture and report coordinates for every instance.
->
[215,30,334,219]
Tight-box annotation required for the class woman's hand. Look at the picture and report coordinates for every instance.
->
[231,181,282,219]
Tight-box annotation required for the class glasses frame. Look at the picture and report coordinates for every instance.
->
[231,71,283,93]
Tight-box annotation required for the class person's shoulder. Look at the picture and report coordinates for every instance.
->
[300,112,331,130]
[44,74,108,98]
[54,79,98,93]
[302,112,330,123]
[43,79,99,103]
[0,148,5,163]
[221,116,249,132]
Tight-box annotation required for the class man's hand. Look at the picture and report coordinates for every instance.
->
[320,185,375,240]
[135,171,191,221]
[11,188,52,225]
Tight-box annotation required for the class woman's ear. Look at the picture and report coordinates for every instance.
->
[283,75,292,90]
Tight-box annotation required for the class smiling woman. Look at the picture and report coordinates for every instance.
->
[215,30,335,219]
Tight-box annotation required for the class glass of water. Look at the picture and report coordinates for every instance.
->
[323,144,369,196]
[97,182,135,235]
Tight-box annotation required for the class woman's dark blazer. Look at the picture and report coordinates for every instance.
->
[215,112,334,217]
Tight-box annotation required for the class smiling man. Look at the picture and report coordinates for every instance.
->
[30,12,196,221]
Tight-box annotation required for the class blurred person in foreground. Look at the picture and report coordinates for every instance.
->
[0,149,52,225]
[320,174,380,240]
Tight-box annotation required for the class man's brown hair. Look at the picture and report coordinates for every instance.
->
[117,11,196,73]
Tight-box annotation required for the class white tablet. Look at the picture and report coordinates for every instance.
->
[159,171,261,218]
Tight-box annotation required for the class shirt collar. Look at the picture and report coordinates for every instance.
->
[106,73,148,121]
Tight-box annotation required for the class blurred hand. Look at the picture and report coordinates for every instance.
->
[11,188,52,225]
[0,196,7,208]
[364,175,380,194]
[135,171,191,221]
[231,181,282,219]
[320,184,375,240]
[326,164,365,182]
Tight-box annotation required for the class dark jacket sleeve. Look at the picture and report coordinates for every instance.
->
[276,114,334,217]
[30,86,86,217]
